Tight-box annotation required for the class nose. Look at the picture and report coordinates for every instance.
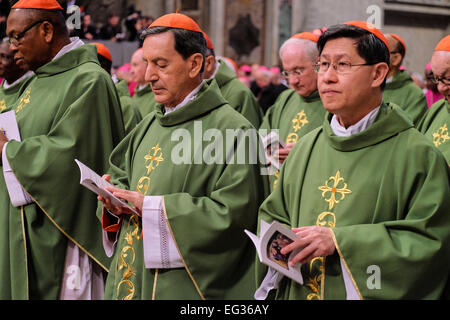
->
[437,81,449,95]
[319,65,338,84]
[144,64,158,83]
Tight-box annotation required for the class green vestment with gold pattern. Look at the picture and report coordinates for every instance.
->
[0,45,125,299]
[0,76,35,114]
[418,99,450,165]
[258,103,450,299]
[260,89,326,191]
[102,80,267,300]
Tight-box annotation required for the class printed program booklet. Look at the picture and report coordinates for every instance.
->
[75,159,139,215]
[261,131,286,171]
[245,220,304,285]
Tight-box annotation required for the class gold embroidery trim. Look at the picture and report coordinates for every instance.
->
[318,170,352,210]
[20,206,29,300]
[16,89,31,114]
[330,229,363,300]
[162,197,206,300]
[0,99,6,112]
[152,268,159,300]
[432,123,450,147]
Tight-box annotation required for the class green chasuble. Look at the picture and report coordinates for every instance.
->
[214,59,263,128]
[418,99,450,165]
[102,80,267,300]
[383,70,427,126]
[0,75,35,113]
[132,84,156,118]
[115,78,142,135]
[258,103,450,299]
[260,89,326,191]
[0,44,125,299]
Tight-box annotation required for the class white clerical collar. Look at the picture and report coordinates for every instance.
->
[386,75,393,83]
[2,71,34,89]
[111,74,119,84]
[137,84,149,91]
[52,37,85,61]
[331,105,381,137]
[207,60,220,80]
[165,80,205,115]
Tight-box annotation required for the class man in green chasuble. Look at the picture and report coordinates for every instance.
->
[260,32,326,191]
[202,32,263,128]
[382,33,427,126]
[131,48,156,118]
[256,22,450,300]
[0,0,125,299]
[98,13,265,300]
[418,35,450,165]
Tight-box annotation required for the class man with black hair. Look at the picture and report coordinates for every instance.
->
[0,0,125,299]
[202,32,263,128]
[383,33,427,125]
[0,40,34,112]
[98,13,266,300]
[256,21,450,300]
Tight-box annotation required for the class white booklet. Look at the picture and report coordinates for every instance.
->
[261,131,286,171]
[0,110,21,142]
[75,159,139,216]
[245,220,304,285]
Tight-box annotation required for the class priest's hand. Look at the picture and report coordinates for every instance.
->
[0,129,8,157]
[273,142,296,165]
[97,174,144,216]
[281,226,336,266]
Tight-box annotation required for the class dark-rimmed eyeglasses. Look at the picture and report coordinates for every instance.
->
[314,61,376,74]
[431,76,450,86]
[8,20,48,46]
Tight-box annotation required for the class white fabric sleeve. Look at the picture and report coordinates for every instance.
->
[142,195,184,269]
[2,142,33,207]
[340,258,361,300]
[102,210,120,258]
[254,267,285,300]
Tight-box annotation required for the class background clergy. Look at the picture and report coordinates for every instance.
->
[98,13,266,300]
[418,35,450,165]
[260,32,326,191]
[0,0,125,299]
[256,22,450,300]
[130,48,156,118]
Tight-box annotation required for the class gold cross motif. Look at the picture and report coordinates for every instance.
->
[318,170,352,210]
[144,143,164,175]
[16,89,31,114]
[292,110,309,132]
[432,123,450,147]
[0,99,6,112]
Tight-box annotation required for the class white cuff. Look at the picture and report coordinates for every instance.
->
[102,210,120,258]
[142,196,183,269]
[340,258,361,300]
[254,267,284,300]
[2,142,33,207]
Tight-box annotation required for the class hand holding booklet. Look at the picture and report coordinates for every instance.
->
[245,220,304,285]
[75,159,139,216]
[261,131,286,171]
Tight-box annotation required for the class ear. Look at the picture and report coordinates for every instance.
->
[41,21,55,43]
[371,62,389,88]
[188,53,204,78]
[204,55,215,73]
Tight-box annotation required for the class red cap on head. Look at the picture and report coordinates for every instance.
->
[203,32,214,50]
[90,42,113,62]
[435,35,450,52]
[389,33,406,54]
[344,21,390,51]
[12,0,63,10]
[148,13,203,33]
[291,32,319,43]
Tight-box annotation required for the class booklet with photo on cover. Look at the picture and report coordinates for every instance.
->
[245,220,304,285]
[261,131,286,171]
[75,159,139,216]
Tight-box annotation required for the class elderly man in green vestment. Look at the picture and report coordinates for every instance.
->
[255,21,450,300]
[202,33,263,128]
[382,33,427,126]
[98,13,266,300]
[130,48,156,118]
[418,35,450,164]
[260,32,326,191]
[0,0,125,299]
[91,42,142,135]
[0,40,34,112]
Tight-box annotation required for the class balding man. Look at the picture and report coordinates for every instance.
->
[253,67,288,113]
[383,33,427,125]
[130,48,156,118]
[203,33,263,128]
[419,35,450,164]
[0,40,34,112]
[98,13,265,300]
[0,0,125,299]
[260,33,326,191]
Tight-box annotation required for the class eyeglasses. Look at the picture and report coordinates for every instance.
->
[314,61,376,74]
[282,68,304,78]
[8,20,48,46]
[431,76,450,86]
